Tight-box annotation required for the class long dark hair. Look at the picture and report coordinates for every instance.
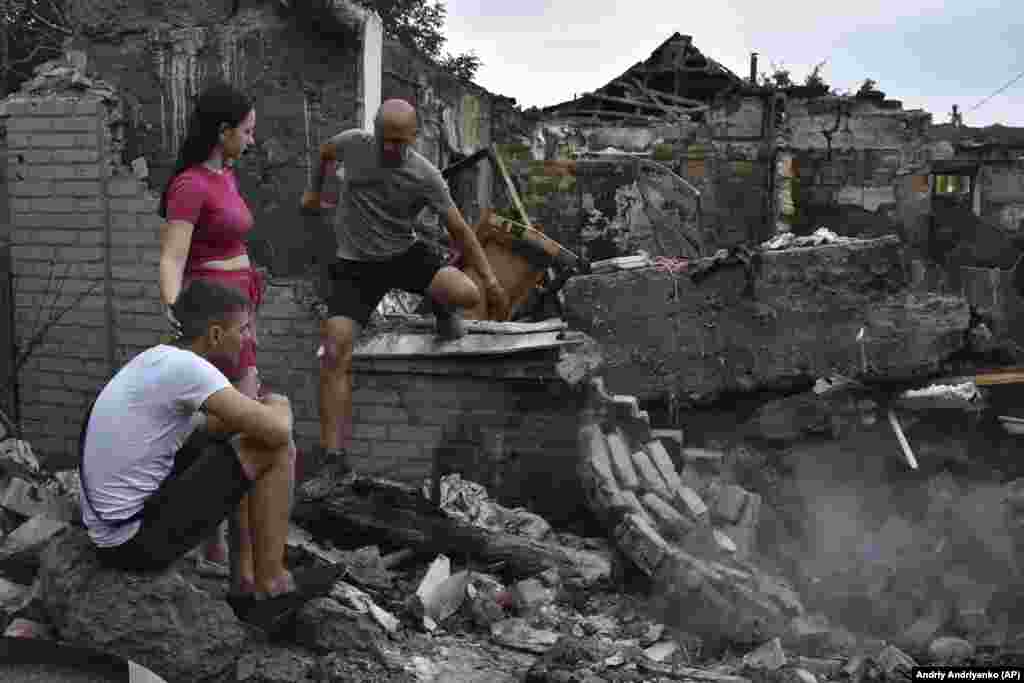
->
[159,82,253,218]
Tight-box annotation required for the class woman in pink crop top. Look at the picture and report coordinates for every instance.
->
[157,83,278,588]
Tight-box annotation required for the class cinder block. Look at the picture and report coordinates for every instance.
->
[53,116,98,132]
[5,117,57,132]
[56,246,104,263]
[54,180,102,197]
[10,181,54,197]
[355,405,409,424]
[73,100,100,116]
[0,100,32,116]
[52,149,100,164]
[352,423,387,440]
[387,424,443,443]
[110,213,138,230]
[13,228,75,245]
[107,177,142,197]
[111,263,155,281]
[353,388,401,405]
[11,244,55,260]
[33,99,79,116]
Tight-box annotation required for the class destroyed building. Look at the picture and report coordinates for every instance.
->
[0,11,1022,682]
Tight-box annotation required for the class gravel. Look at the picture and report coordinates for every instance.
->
[0,663,120,683]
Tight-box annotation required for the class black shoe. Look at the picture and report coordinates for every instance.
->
[227,592,307,636]
[292,563,349,598]
[435,307,467,341]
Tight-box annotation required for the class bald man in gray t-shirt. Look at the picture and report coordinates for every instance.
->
[300,99,508,472]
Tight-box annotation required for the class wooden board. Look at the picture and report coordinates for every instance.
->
[975,369,1024,386]
[353,331,582,358]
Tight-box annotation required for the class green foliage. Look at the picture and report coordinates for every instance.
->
[857,78,878,95]
[760,62,793,89]
[804,60,829,89]
[0,0,71,95]
[354,0,482,81]
[652,143,674,161]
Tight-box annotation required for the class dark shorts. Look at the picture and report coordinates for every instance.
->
[94,430,253,572]
[325,240,446,327]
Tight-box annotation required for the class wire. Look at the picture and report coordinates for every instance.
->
[967,68,1024,112]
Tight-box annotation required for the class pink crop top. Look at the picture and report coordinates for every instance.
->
[165,166,254,266]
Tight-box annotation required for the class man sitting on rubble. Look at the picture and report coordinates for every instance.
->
[300,98,510,474]
[79,279,342,633]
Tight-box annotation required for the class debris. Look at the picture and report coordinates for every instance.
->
[607,430,640,489]
[673,482,709,520]
[591,252,652,273]
[38,528,247,681]
[330,581,400,634]
[644,639,679,662]
[0,476,75,521]
[682,447,725,463]
[294,473,611,588]
[511,577,556,613]
[0,515,69,582]
[642,491,694,539]
[711,484,749,524]
[4,617,53,639]
[647,439,683,490]
[295,597,383,654]
[713,529,737,554]
[490,618,560,654]
[0,440,43,482]
[742,637,786,670]
[887,408,919,470]
[928,637,975,664]
[420,569,470,626]
[0,576,31,612]
[415,555,451,605]
[901,381,978,401]
[760,228,857,251]
[632,449,672,498]
[285,524,348,566]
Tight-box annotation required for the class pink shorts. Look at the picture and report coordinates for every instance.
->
[183,265,265,382]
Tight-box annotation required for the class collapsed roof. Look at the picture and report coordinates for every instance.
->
[542,32,744,125]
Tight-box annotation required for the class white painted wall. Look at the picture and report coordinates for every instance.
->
[361,11,383,131]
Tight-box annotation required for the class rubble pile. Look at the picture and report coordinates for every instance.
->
[2,400,1023,681]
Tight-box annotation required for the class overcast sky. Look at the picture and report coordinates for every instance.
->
[442,0,1024,128]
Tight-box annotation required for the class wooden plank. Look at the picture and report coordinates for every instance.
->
[975,369,1024,386]
[609,81,708,108]
[583,91,696,114]
[490,145,531,227]
[353,331,582,358]
[384,315,568,335]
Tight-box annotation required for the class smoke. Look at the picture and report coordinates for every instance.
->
[777,427,1021,641]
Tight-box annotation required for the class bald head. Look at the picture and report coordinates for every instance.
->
[375,99,417,167]
[377,99,416,128]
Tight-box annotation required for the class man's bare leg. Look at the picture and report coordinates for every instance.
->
[427,266,483,338]
[319,316,359,457]
[235,434,294,596]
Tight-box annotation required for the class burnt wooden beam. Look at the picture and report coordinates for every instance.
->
[583,92,696,116]
[608,82,707,109]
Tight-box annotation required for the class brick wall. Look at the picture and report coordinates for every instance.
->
[237,281,591,525]
[2,88,590,523]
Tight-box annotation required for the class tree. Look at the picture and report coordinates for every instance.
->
[1,0,72,95]
[857,78,878,95]
[760,62,793,89]
[804,60,829,91]
[354,0,482,81]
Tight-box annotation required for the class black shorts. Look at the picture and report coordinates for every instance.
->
[325,240,446,327]
[94,430,252,572]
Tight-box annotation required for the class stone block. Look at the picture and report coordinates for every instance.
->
[606,430,638,489]
[631,449,670,497]
[614,512,670,576]
[672,481,709,520]
[712,484,749,524]
[645,439,682,490]
[642,491,693,540]
[562,236,970,401]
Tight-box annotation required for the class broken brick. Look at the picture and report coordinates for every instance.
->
[614,513,670,576]
[672,481,709,520]
[646,439,683,490]
[641,491,694,540]
[711,484,750,524]
[632,450,671,498]
[606,430,639,489]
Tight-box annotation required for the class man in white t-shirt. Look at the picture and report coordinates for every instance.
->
[80,279,341,634]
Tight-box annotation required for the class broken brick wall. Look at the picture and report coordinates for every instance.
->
[780,96,934,249]
[64,0,371,278]
[977,161,1024,240]
[255,286,590,525]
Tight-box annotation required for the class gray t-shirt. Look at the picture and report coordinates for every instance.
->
[81,345,231,547]
[329,129,457,261]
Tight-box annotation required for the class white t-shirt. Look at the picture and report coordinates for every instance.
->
[81,345,231,547]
